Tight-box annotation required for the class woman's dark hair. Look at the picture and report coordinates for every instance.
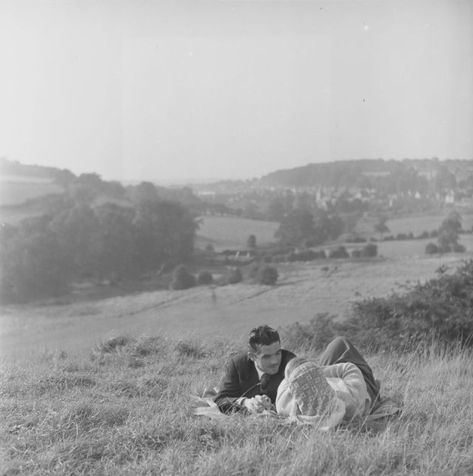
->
[248,325,280,352]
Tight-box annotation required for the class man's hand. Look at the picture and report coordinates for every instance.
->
[242,395,272,414]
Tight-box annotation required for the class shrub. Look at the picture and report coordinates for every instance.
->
[438,244,452,253]
[425,242,439,254]
[344,235,367,243]
[453,243,466,253]
[257,265,278,285]
[328,246,349,259]
[248,263,260,279]
[286,252,297,262]
[247,234,257,249]
[175,339,207,359]
[281,313,337,353]
[287,250,318,262]
[351,249,362,258]
[337,260,473,351]
[361,243,378,258]
[170,265,196,290]
[271,254,287,263]
[97,335,135,353]
[226,267,242,284]
[197,270,213,285]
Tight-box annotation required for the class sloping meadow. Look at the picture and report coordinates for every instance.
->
[2,334,473,475]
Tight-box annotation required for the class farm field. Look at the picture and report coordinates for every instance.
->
[386,212,473,235]
[376,234,473,259]
[1,252,469,362]
[196,215,279,250]
[0,177,63,206]
[195,213,473,254]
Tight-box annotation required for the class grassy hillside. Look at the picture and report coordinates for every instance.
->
[1,254,467,361]
[0,178,63,207]
[1,335,472,475]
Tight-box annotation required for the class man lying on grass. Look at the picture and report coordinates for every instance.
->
[215,325,380,416]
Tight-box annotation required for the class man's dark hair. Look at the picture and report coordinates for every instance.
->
[248,325,280,352]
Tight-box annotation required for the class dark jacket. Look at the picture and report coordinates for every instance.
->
[215,349,296,414]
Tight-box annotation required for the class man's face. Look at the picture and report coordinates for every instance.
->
[249,341,282,375]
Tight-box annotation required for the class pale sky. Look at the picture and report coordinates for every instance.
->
[0,0,472,183]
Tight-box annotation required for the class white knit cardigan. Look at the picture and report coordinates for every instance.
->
[276,362,371,422]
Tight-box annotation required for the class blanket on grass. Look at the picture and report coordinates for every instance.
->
[191,388,402,432]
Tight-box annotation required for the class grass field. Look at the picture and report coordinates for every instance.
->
[2,212,473,474]
[196,216,279,250]
[195,213,473,256]
[0,178,63,207]
[376,234,472,259]
[1,335,472,475]
[1,252,469,362]
[386,212,473,236]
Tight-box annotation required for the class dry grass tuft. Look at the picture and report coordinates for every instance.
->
[96,335,136,354]
[61,401,129,431]
[175,339,208,359]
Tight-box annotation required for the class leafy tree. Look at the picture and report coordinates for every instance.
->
[374,215,390,240]
[275,209,315,246]
[49,204,102,277]
[129,181,159,205]
[197,270,213,285]
[132,200,197,273]
[328,246,349,259]
[361,243,378,257]
[226,267,243,284]
[247,234,257,249]
[171,265,196,290]
[435,165,457,193]
[257,265,278,285]
[293,192,312,211]
[68,173,105,203]
[1,227,72,301]
[265,197,286,222]
[241,202,261,220]
[104,181,126,199]
[313,209,344,243]
[437,211,462,252]
[53,168,76,188]
[95,203,136,279]
[425,242,439,254]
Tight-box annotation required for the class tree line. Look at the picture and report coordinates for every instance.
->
[261,158,470,195]
[0,197,197,302]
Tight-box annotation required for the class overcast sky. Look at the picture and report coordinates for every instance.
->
[0,0,472,183]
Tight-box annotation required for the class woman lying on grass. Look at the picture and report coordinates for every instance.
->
[276,356,372,427]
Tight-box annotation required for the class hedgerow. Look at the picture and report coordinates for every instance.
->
[338,260,473,351]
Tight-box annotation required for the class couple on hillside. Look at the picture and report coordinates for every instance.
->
[214,325,380,425]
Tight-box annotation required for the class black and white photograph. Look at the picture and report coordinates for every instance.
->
[1,0,473,474]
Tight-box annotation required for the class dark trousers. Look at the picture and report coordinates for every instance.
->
[318,336,380,405]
